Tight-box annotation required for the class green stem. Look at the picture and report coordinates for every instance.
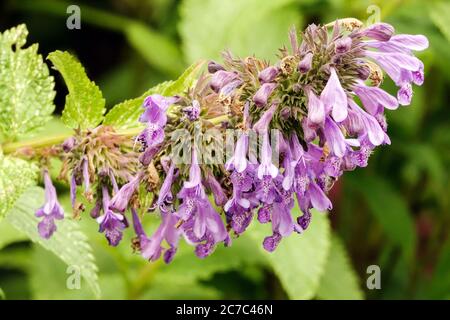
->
[1,114,228,154]
[2,127,143,154]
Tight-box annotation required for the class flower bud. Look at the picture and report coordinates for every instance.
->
[258,66,279,83]
[207,60,224,74]
[335,37,352,54]
[298,52,313,73]
[253,83,277,107]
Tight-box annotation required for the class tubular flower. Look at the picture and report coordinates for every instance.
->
[38,20,427,263]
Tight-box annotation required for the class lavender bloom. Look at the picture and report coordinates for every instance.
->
[208,60,225,74]
[298,52,313,73]
[258,66,279,83]
[306,89,325,125]
[397,83,413,106]
[35,170,64,239]
[354,83,398,115]
[323,117,347,158]
[335,37,352,53]
[320,68,348,122]
[62,137,75,153]
[210,70,238,92]
[360,23,394,41]
[141,212,181,263]
[154,162,177,213]
[139,94,178,124]
[204,171,228,207]
[253,83,277,107]
[183,100,201,121]
[109,174,141,213]
[225,133,248,173]
[257,133,278,179]
[263,232,282,252]
[97,186,126,246]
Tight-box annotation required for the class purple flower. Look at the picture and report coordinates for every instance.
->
[62,137,75,153]
[210,70,238,92]
[136,122,165,150]
[208,60,225,74]
[306,89,325,125]
[360,23,394,41]
[397,83,413,106]
[335,37,352,53]
[139,94,178,124]
[258,66,279,83]
[253,83,277,107]
[354,83,398,115]
[154,162,177,213]
[263,232,282,252]
[141,212,181,263]
[347,99,386,146]
[204,171,228,207]
[225,133,248,173]
[365,50,422,86]
[257,133,278,179]
[182,100,201,121]
[320,68,348,122]
[109,174,141,213]
[35,170,64,239]
[323,117,347,158]
[298,52,313,73]
[97,186,126,246]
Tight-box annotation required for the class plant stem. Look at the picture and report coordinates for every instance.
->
[2,127,143,155]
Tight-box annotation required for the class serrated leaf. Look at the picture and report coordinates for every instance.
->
[249,210,331,299]
[6,187,101,298]
[0,154,38,220]
[103,61,204,129]
[29,246,126,300]
[316,234,364,300]
[179,0,302,62]
[0,24,55,140]
[48,51,105,129]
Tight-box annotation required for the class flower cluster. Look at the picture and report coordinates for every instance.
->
[36,20,428,263]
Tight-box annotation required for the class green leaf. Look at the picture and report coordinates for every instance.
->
[429,2,450,42]
[348,174,416,260]
[0,24,55,140]
[0,287,4,300]
[5,187,101,298]
[47,50,105,129]
[179,0,302,62]
[124,22,185,77]
[103,61,204,129]
[316,234,364,300]
[158,234,266,283]
[0,154,38,220]
[249,210,331,299]
[29,245,126,299]
[0,220,28,250]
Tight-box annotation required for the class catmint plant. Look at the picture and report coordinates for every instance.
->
[32,19,428,263]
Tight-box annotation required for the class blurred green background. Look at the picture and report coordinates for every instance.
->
[0,0,449,300]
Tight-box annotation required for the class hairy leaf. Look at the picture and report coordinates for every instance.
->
[179,0,302,62]
[6,187,101,298]
[103,61,204,129]
[48,51,105,129]
[0,24,55,140]
[316,234,364,300]
[0,154,38,220]
[249,210,331,299]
